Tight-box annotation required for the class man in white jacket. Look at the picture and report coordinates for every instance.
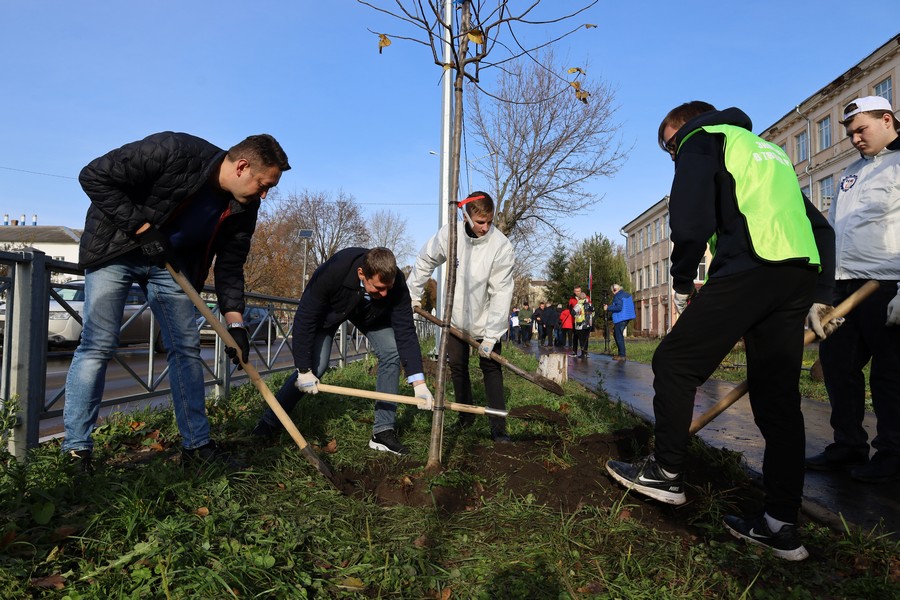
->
[806,96,900,483]
[407,191,516,441]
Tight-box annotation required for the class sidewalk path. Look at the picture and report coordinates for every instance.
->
[523,342,899,538]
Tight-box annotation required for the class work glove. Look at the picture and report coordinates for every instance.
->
[806,303,844,339]
[224,326,250,369]
[887,290,900,326]
[294,369,320,395]
[137,226,178,270]
[673,292,691,315]
[479,338,496,358]
[412,298,422,312]
[413,383,434,411]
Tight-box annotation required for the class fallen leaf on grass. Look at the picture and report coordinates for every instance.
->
[195,507,210,517]
[323,439,338,454]
[129,421,145,431]
[577,581,605,594]
[617,509,632,521]
[30,574,66,590]
[336,576,365,591]
[52,526,78,541]
[413,534,431,548]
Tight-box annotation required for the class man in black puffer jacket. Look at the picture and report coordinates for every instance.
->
[63,132,290,472]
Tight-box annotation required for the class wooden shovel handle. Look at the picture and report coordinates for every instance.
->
[317,383,507,417]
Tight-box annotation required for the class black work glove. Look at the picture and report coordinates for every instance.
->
[137,227,178,271]
[225,327,250,369]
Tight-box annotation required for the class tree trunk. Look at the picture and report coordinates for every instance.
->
[426,1,471,472]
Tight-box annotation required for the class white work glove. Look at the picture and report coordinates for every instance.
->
[413,383,434,411]
[887,291,900,326]
[294,369,320,395]
[673,292,691,315]
[807,303,845,339]
[412,298,422,312]
[479,338,496,358]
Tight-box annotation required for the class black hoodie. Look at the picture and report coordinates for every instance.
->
[667,108,835,303]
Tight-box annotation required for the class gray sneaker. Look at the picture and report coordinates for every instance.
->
[606,455,686,505]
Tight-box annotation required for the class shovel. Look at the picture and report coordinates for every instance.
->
[166,264,338,487]
[316,383,508,418]
[689,280,880,434]
[414,307,565,396]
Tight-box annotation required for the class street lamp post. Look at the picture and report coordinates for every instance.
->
[298,228,314,293]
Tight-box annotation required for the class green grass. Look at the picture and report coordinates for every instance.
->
[0,346,896,599]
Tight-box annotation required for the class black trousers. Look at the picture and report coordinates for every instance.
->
[446,334,506,434]
[652,265,816,522]
[820,279,900,456]
[573,328,590,354]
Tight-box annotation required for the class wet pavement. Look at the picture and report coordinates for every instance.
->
[521,342,899,538]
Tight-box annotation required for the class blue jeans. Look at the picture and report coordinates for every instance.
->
[261,325,403,434]
[613,320,629,357]
[62,255,207,452]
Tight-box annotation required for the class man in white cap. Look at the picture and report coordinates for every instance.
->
[806,96,900,483]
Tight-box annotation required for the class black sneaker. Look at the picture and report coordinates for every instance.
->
[850,452,900,483]
[68,449,94,475]
[805,443,868,471]
[369,429,409,455]
[491,433,512,443]
[606,455,686,505]
[723,515,809,561]
[251,419,279,438]
[182,440,240,470]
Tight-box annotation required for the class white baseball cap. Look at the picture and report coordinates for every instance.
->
[840,96,895,124]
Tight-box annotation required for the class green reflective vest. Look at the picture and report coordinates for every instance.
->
[679,124,821,269]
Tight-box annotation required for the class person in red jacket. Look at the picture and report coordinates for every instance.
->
[559,303,574,349]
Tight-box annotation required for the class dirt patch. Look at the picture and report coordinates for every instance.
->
[334,420,764,537]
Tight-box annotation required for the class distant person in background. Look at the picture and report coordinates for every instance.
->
[806,96,900,484]
[604,283,636,361]
[509,309,520,345]
[559,302,574,349]
[533,301,546,345]
[542,302,559,347]
[62,132,290,473]
[607,101,834,561]
[571,287,593,358]
[518,302,533,343]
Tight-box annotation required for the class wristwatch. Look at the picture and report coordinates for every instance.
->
[226,322,246,330]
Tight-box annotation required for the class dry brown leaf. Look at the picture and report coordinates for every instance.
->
[129,421,145,431]
[570,81,582,91]
[277,483,286,490]
[30,575,66,590]
[52,526,78,541]
[337,576,365,591]
[585,23,598,29]
[378,34,391,54]
[576,90,590,104]
[467,29,485,44]
[567,67,585,75]
[617,508,632,521]
[195,507,210,517]
[577,581,605,593]
[413,534,430,548]
[323,439,338,454]
[440,587,452,600]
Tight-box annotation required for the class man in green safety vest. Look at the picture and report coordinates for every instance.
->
[606,101,835,561]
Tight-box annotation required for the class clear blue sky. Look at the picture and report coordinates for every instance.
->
[2,2,896,275]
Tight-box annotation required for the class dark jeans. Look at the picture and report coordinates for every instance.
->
[613,320,629,356]
[521,323,533,343]
[820,279,900,456]
[573,328,590,355]
[651,265,816,523]
[447,334,506,435]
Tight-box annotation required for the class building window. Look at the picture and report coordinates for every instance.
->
[875,77,893,105]
[817,116,831,151]
[795,130,809,162]
[655,219,661,244]
[653,262,659,286]
[638,269,644,290]
[818,175,834,211]
[801,184,811,200]
[629,234,636,256]
[662,213,669,239]
[779,142,787,155]
[696,256,706,282]
[646,224,652,246]
[662,258,669,282]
